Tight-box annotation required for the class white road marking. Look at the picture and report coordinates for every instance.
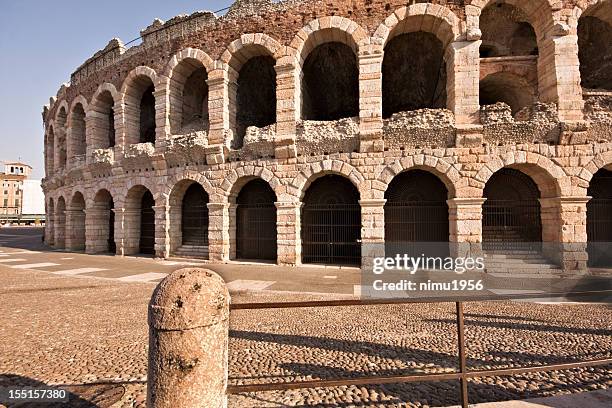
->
[0,258,27,263]
[3,250,42,254]
[52,267,108,276]
[323,275,338,279]
[226,280,276,291]
[60,257,74,260]
[117,272,168,282]
[12,262,60,269]
[353,285,362,297]
[0,254,8,257]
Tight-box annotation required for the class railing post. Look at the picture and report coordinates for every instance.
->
[456,301,469,408]
[147,268,230,408]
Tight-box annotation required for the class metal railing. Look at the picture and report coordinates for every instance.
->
[227,290,612,407]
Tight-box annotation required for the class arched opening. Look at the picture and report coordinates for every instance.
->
[124,75,156,145]
[382,32,447,118]
[384,170,449,258]
[68,192,86,251]
[578,11,612,90]
[90,90,116,149]
[70,103,86,158]
[479,2,538,57]
[234,56,277,148]
[56,107,68,169]
[46,127,55,176]
[480,72,536,115]
[124,186,155,256]
[54,196,66,249]
[302,42,359,121]
[302,175,360,265]
[169,60,209,134]
[483,168,542,251]
[170,182,209,259]
[90,189,115,254]
[587,169,612,266]
[235,179,277,261]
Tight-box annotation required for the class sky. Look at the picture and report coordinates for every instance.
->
[0,0,233,179]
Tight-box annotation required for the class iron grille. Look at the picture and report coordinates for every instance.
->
[587,198,612,266]
[483,199,541,251]
[182,184,209,246]
[302,203,361,265]
[139,192,155,254]
[236,203,277,260]
[108,206,116,254]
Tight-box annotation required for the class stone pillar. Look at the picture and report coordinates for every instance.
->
[446,40,482,147]
[114,207,127,256]
[360,199,386,272]
[153,203,170,259]
[274,61,299,159]
[540,196,589,273]
[45,213,55,246]
[207,203,229,262]
[122,209,141,256]
[148,268,229,408]
[206,69,229,148]
[54,209,66,249]
[448,198,485,258]
[85,207,110,254]
[358,49,384,153]
[154,87,170,154]
[228,203,238,260]
[275,201,301,265]
[65,207,86,251]
[538,32,584,123]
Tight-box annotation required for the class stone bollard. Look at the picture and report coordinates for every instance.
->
[147,268,230,408]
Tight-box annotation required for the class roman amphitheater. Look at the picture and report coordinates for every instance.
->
[41,0,612,273]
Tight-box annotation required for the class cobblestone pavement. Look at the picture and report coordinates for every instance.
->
[0,266,611,407]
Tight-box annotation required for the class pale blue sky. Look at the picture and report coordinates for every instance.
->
[0,1,233,179]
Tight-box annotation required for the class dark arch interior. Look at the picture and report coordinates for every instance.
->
[302,42,359,121]
[483,168,542,249]
[71,104,86,156]
[235,56,277,148]
[385,170,449,258]
[479,3,538,57]
[181,183,209,246]
[139,190,155,254]
[236,179,277,260]
[578,16,612,90]
[140,85,156,144]
[182,67,209,130]
[479,72,535,114]
[382,32,447,118]
[302,175,360,265]
[587,169,612,266]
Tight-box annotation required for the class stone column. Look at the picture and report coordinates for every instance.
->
[148,268,229,408]
[275,201,301,265]
[358,49,384,153]
[360,199,386,272]
[65,207,86,251]
[206,69,229,153]
[121,209,141,256]
[448,198,486,258]
[113,207,127,256]
[274,62,299,159]
[45,213,55,246]
[154,87,170,154]
[207,202,229,262]
[446,40,482,147]
[228,203,238,260]
[540,196,589,273]
[85,207,109,254]
[153,203,170,259]
[54,209,66,249]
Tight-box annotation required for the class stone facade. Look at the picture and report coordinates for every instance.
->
[41,0,612,271]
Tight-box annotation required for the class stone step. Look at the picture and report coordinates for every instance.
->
[173,245,209,260]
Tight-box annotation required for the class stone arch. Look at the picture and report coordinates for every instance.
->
[162,171,216,200]
[120,66,159,145]
[474,152,566,198]
[55,100,69,125]
[68,96,88,159]
[377,156,460,200]
[55,103,68,170]
[123,184,156,255]
[89,83,119,150]
[124,177,160,203]
[290,160,366,202]
[164,48,215,135]
[469,0,557,41]
[221,35,282,148]
[45,123,55,176]
[67,190,86,251]
[577,1,612,90]
[222,165,282,202]
[87,188,116,254]
[583,150,612,183]
[373,4,460,48]
[46,197,55,246]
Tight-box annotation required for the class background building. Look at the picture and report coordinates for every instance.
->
[1,161,44,224]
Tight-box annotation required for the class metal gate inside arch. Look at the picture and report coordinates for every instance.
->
[483,168,542,251]
[384,170,449,258]
[587,169,612,266]
[236,179,277,261]
[182,183,209,246]
[139,190,155,254]
[302,175,361,266]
